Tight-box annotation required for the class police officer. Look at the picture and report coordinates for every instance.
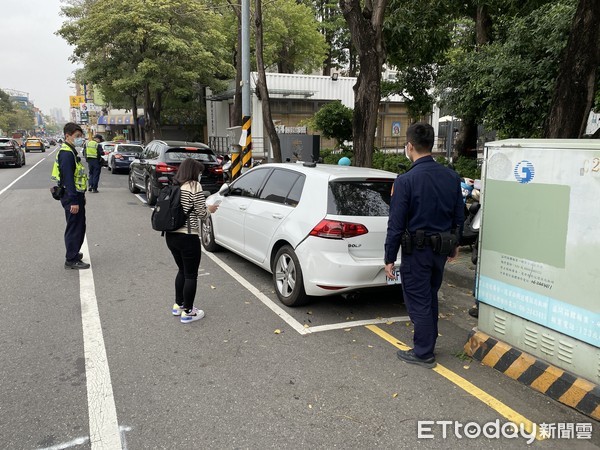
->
[384,122,464,368]
[85,134,104,193]
[52,122,90,270]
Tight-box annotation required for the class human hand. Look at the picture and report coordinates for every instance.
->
[208,204,219,213]
[447,246,459,261]
[70,204,80,214]
[384,263,395,279]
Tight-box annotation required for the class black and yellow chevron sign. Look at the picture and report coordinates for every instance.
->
[241,115,252,169]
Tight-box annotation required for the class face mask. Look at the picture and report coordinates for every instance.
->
[405,143,411,161]
[198,174,203,182]
[74,137,85,147]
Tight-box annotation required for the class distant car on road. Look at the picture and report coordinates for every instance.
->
[107,143,144,173]
[25,138,45,153]
[128,140,224,206]
[99,141,117,166]
[0,138,26,167]
[201,162,400,306]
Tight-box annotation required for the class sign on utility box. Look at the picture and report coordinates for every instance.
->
[477,139,600,383]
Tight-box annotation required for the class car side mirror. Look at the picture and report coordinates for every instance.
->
[202,190,211,198]
[219,184,230,196]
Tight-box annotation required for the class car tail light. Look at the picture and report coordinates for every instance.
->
[114,153,123,159]
[156,162,177,173]
[309,219,368,239]
[209,166,223,175]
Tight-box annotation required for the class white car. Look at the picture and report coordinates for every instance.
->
[201,162,400,306]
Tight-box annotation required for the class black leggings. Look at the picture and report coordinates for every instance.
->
[165,232,201,311]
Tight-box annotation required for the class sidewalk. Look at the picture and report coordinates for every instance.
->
[444,246,600,422]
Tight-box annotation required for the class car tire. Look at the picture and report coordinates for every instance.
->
[146,178,157,206]
[272,245,308,307]
[201,217,221,252]
[25,149,29,153]
[15,159,22,168]
[128,172,140,193]
[111,162,118,174]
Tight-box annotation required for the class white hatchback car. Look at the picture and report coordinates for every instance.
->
[201,162,401,306]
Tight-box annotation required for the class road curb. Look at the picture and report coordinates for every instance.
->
[464,329,600,422]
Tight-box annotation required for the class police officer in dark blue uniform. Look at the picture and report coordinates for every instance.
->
[384,122,464,368]
[53,123,90,270]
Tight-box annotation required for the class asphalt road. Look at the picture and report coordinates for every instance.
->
[0,147,597,450]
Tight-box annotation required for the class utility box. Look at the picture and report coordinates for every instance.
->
[476,139,600,383]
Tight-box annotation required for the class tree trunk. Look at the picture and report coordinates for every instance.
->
[143,84,161,141]
[544,0,600,138]
[340,0,388,167]
[131,95,141,142]
[255,0,282,162]
[456,4,493,158]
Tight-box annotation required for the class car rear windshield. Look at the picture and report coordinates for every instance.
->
[117,145,143,153]
[327,179,394,217]
[103,144,116,152]
[0,141,13,147]
[166,149,218,163]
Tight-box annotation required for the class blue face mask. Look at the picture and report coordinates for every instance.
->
[74,137,85,147]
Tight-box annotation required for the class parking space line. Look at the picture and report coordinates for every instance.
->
[204,252,311,335]
[308,316,410,333]
[366,325,542,440]
[79,237,122,449]
[135,194,147,204]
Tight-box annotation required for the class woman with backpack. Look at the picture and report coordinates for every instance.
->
[166,158,219,323]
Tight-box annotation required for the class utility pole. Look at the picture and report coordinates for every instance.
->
[229,0,252,181]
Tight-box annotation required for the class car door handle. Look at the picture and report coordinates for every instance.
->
[272,213,284,219]
[239,205,248,211]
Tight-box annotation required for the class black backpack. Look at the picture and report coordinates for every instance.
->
[151,185,194,234]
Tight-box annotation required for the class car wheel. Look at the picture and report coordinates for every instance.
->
[111,162,118,174]
[201,217,221,252]
[14,159,22,168]
[128,171,140,193]
[272,245,308,307]
[25,149,29,153]
[146,178,157,206]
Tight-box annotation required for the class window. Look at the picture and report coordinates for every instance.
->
[259,169,302,204]
[285,175,305,207]
[229,168,271,198]
[165,149,218,162]
[327,180,394,216]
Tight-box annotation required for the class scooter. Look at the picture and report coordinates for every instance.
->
[459,178,481,247]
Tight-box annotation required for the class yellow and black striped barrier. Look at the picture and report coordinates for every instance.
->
[241,115,252,170]
[464,330,600,421]
[230,150,241,181]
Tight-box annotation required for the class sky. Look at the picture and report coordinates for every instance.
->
[0,0,79,119]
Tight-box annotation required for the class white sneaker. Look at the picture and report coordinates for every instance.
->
[181,307,205,323]
[172,303,184,316]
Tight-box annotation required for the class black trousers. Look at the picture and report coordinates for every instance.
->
[61,194,86,262]
[399,247,447,359]
[88,160,101,190]
[165,232,201,311]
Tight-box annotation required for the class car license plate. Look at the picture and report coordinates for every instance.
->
[386,267,402,285]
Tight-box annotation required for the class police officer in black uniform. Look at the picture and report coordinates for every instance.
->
[384,122,464,368]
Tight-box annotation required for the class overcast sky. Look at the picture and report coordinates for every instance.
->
[0,0,79,118]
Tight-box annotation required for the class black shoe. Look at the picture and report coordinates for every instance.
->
[92,189,99,193]
[397,349,437,369]
[65,260,91,270]
[468,306,479,318]
[78,252,83,261]
[88,188,93,191]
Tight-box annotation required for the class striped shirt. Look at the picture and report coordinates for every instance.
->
[172,181,210,235]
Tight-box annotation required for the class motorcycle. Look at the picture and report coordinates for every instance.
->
[459,178,481,247]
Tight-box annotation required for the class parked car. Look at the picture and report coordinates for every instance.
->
[107,143,144,173]
[99,141,117,166]
[0,138,26,167]
[128,140,224,205]
[200,162,400,306]
[25,138,45,152]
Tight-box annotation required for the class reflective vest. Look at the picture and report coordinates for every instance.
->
[85,140,98,158]
[51,143,88,192]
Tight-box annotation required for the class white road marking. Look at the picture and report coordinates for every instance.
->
[79,237,122,449]
[0,157,46,197]
[134,194,147,204]
[205,252,311,335]
[38,436,90,450]
[307,316,411,333]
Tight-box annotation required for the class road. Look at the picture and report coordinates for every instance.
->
[0,146,597,449]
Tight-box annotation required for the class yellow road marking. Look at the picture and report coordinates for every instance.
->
[366,325,543,440]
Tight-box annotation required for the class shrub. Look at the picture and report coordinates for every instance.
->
[453,156,481,179]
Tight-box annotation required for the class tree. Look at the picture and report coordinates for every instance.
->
[340,0,388,168]
[255,0,282,162]
[312,100,353,148]
[58,0,233,141]
[544,0,600,138]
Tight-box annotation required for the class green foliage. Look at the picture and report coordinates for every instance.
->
[453,156,481,179]
[436,1,576,138]
[369,151,411,174]
[320,148,353,165]
[312,101,353,148]
[0,89,35,133]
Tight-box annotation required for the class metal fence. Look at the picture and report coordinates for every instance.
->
[208,136,268,159]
